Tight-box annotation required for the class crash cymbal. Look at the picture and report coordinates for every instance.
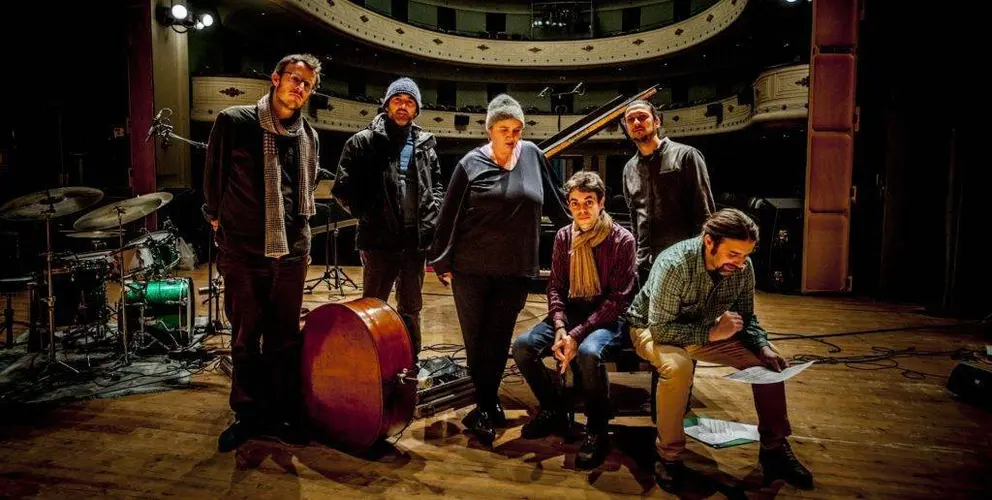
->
[73,192,174,231]
[0,187,104,222]
[64,230,124,239]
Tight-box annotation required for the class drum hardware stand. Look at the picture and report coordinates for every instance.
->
[114,206,131,365]
[62,287,109,368]
[39,207,80,376]
[305,201,357,296]
[61,319,105,368]
[201,225,228,341]
[136,299,149,351]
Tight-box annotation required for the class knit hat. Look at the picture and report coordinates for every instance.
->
[384,77,422,114]
[486,94,525,129]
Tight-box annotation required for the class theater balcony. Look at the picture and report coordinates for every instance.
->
[267,0,747,68]
[191,63,806,139]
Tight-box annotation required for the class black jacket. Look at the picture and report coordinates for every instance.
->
[203,105,318,258]
[622,137,715,274]
[332,114,443,251]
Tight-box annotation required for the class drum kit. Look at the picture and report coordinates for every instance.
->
[0,186,196,371]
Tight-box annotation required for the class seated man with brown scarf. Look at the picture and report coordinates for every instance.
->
[512,171,637,469]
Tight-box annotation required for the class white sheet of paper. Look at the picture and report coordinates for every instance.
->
[684,417,760,446]
[724,360,816,384]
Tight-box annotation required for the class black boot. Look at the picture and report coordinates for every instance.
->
[759,441,814,490]
[574,431,610,469]
[490,400,507,427]
[461,407,496,446]
[653,459,688,489]
[218,418,261,452]
[520,409,568,439]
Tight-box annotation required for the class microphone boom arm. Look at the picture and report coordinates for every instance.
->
[148,114,207,150]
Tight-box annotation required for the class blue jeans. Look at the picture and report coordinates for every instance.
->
[512,320,624,431]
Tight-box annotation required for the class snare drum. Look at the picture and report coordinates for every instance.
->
[127,230,181,278]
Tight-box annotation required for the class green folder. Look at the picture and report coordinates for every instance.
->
[683,415,758,449]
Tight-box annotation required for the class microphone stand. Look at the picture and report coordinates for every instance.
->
[148,108,208,150]
[156,123,207,149]
[201,220,227,338]
[540,83,586,132]
[148,114,223,338]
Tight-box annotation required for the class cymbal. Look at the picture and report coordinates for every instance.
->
[64,230,124,239]
[0,187,104,222]
[73,192,174,231]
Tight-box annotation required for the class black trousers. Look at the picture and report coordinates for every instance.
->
[218,251,308,424]
[360,248,425,358]
[451,271,530,410]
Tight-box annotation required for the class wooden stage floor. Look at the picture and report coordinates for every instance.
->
[0,265,989,499]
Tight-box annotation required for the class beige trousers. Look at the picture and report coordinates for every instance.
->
[630,327,792,461]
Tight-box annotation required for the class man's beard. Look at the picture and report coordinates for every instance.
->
[279,94,303,112]
[632,130,655,144]
[388,110,413,127]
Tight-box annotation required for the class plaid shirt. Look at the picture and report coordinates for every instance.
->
[626,236,770,353]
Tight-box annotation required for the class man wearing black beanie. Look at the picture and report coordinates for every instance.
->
[332,77,442,360]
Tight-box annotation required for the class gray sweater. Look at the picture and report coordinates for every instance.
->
[428,141,570,277]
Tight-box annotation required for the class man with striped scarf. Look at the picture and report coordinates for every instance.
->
[203,54,321,452]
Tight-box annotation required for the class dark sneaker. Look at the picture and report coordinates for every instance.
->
[218,419,261,452]
[574,431,610,469]
[520,409,568,439]
[759,441,814,490]
[653,459,688,489]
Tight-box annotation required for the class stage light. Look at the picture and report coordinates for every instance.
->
[157,3,216,34]
[171,3,188,19]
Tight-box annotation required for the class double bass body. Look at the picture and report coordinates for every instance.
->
[301,297,417,452]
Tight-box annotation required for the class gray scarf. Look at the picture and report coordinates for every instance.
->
[257,91,317,257]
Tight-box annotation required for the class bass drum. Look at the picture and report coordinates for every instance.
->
[301,297,416,452]
[123,277,195,346]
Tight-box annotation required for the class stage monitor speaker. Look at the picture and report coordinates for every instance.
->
[947,362,992,409]
[716,194,803,293]
[454,114,470,126]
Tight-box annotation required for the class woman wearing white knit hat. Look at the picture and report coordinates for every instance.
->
[428,94,571,446]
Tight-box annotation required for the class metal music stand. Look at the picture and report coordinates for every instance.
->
[305,199,357,296]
